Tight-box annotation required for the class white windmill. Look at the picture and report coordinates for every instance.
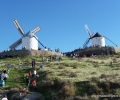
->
[83,24,105,48]
[9,20,45,50]
[83,24,117,48]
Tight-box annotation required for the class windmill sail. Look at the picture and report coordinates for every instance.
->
[33,36,45,48]
[83,38,90,48]
[104,36,117,47]
[31,26,40,34]
[13,20,24,35]
[9,38,22,50]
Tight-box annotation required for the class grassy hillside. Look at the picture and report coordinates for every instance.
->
[0,54,120,100]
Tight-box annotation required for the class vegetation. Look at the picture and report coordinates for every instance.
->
[0,55,120,100]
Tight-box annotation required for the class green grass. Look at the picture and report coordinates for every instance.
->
[0,55,120,100]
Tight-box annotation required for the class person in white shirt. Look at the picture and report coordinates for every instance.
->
[3,73,8,85]
[33,69,36,78]
[2,94,8,100]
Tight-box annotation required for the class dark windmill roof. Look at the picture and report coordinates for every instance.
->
[92,32,103,38]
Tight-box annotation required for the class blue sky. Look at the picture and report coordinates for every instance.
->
[0,0,120,52]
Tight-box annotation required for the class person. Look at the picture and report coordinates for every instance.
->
[0,79,5,87]
[32,79,36,91]
[40,64,44,69]
[58,56,61,62]
[31,59,35,68]
[0,72,2,80]
[46,58,48,62]
[26,75,30,89]
[3,73,8,85]
[20,88,26,96]
[28,71,32,77]
[33,69,36,78]
[2,94,8,100]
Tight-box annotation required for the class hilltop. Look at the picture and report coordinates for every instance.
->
[0,54,120,100]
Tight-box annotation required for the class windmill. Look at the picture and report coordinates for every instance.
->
[83,24,117,48]
[9,20,45,50]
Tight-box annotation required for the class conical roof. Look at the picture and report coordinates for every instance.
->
[92,32,103,38]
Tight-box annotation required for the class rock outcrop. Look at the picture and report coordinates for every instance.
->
[10,92,42,100]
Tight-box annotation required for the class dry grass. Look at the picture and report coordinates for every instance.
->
[1,55,120,99]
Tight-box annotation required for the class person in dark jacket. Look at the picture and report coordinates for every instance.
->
[26,75,30,89]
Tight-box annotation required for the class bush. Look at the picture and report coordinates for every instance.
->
[73,65,78,69]
[61,84,75,98]
[100,74,106,79]
[59,71,68,76]
[70,72,77,78]
[91,77,100,83]
[94,64,99,68]
[10,87,20,93]
[58,66,65,69]
[94,86,103,95]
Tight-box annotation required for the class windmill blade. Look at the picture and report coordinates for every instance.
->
[33,35,45,48]
[31,26,40,34]
[84,24,91,38]
[83,38,90,48]
[13,20,24,35]
[9,38,22,50]
[104,36,117,47]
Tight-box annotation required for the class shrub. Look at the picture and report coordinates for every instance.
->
[13,74,21,82]
[40,80,55,89]
[100,74,106,79]
[91,77,100,83]
[61,84,75,98]
[45,74,51,80]
[59,71,68,76]
[58,66,65,69]
[91,72,97,75]
[94,86,103,95]
[73,65,78,69]
[10,87,20,93]
[94,64,99,68]
[101,61,105,64]
[70,72,77,78]
[25,58,31,64]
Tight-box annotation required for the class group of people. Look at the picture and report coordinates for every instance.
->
[0,69,9,86]
[41,55,62,63]
[0,69,9,100]
[1,56,62,99]
[20,69,37,96]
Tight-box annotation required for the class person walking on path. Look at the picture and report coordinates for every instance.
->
[2,94,8,100]
[31,59,36,68]
[3,72,8,85]
[33,69,37,78]
[20,88,27,96]
[32,79,37,92]
[25,75,30,89]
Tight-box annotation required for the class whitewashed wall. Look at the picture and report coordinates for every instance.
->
[92,37,105,47]
[22,36,38,50]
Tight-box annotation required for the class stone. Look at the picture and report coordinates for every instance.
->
[10,92,42,100]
